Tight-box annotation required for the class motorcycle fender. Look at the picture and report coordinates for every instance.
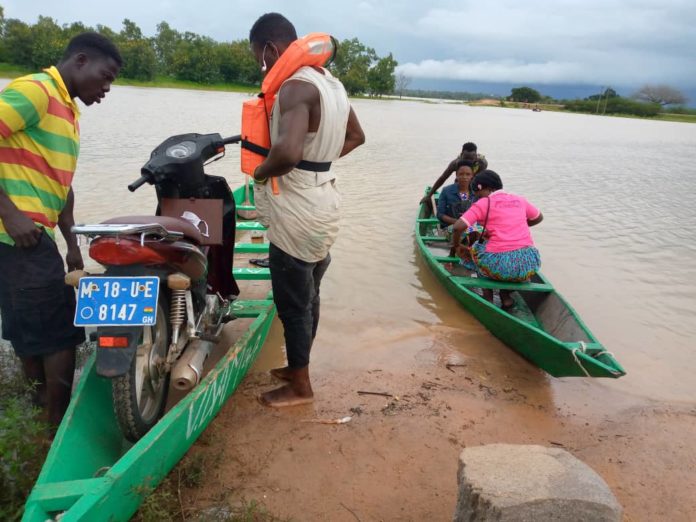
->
[96,327,143,378]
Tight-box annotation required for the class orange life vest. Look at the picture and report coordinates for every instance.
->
[240,33,337,190]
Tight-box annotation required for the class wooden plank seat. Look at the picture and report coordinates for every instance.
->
[451,276,554,292]
[235,222,267,231]
[234,243,270,254]
[232,267,271,280]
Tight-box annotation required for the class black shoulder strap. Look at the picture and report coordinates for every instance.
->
[241,139,332,172]
[476,197,491,244]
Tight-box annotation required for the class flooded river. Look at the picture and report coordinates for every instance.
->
[4,81,695,405]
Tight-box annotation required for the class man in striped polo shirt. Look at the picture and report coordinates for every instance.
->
[0,33,121,428]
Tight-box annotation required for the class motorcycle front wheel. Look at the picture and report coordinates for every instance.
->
[112,301,171,442]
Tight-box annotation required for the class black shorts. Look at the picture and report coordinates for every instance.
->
[0,232,85,357]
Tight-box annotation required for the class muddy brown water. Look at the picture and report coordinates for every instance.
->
[3,81,696,520]
[8,83,689,403]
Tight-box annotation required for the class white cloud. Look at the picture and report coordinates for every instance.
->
[396,59,583,84]
[397,49,695,87]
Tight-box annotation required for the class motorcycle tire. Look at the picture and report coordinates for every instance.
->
[112,300,171,442]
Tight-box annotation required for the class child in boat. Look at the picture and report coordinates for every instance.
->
[452,170,543,309]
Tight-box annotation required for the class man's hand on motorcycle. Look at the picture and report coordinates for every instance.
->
[4,212,42,248]
[66,246,84,272]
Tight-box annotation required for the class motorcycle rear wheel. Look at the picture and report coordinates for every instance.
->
[112,301,171,442]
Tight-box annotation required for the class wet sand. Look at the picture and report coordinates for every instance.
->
[172,213,695,521]
[179,333,696,521]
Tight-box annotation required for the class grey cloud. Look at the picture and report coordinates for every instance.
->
[5,0,695,88]
[396,1,696,87]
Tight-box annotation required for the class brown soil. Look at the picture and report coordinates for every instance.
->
[468,98,502,107]
[180,346,696,521]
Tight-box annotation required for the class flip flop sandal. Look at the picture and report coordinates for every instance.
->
[249,257,270,268]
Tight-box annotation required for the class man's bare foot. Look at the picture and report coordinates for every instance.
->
[269,366,292,382]
[258,384,314,408]
[259,366,313,408]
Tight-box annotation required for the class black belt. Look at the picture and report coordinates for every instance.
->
[241,139,332,172]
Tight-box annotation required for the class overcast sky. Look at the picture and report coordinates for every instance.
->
[3,0,695,90]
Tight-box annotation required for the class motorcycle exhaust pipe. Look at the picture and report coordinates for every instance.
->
[171,339,213,391]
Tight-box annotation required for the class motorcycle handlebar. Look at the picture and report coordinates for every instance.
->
[221,134,241,145]
[128,175,149,192]
[128,134,240,192]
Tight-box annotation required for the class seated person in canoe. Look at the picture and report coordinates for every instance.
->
[435,159,482,245]
[420,141,488,206]
[452,170,543,309]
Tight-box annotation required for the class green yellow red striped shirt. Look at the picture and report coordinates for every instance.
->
[0,66,80,245]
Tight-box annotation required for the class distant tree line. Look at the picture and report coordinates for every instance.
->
[564,96,661,117]
[0,7,398,96]
[508,85,690,117]
[399,89,493,101]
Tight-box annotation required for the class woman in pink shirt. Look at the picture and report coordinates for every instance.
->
[452,170,543,309]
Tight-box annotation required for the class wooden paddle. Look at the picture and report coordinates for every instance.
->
[237,175,258,220]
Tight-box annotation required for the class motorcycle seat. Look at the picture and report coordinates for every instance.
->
[102,216,203,244]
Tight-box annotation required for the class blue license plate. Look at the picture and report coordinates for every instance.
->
[74,276,160,326]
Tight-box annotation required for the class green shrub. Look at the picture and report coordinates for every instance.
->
[0,384,49,520]
[662,106,696,115]
[564,97,661,117]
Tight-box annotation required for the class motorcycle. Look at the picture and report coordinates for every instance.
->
[69,133,242,442]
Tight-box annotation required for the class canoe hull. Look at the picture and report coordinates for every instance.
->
[23,302,275,522]
[23,183,276,521]
[416,196,625,378]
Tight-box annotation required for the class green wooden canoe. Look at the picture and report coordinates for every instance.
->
[23,184,275,522]
[416,191,625,378]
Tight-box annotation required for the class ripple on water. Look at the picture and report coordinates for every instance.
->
[26,85,696,404]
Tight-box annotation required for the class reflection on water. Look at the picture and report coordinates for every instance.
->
[3,79,693,403]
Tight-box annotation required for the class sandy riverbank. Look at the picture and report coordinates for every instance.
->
[177,339,696,521]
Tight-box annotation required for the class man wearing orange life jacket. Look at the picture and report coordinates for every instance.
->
[248,13,365,408]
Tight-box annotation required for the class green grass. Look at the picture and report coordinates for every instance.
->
[0,341,96,521]
[654,113,696,123]
[571,111,696,123]
[0,63,259,94]
[0,63,33,78]
[115,76,257,94]
[132,450,289,521]
[467,99,696,123]
[0,348,51,522]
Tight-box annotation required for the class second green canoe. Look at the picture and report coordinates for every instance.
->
[416,192,625,378]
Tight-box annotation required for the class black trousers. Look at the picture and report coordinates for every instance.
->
[269,242,331,369]
[0,231,85,356]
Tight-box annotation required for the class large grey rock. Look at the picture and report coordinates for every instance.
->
[454,444,622,522]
